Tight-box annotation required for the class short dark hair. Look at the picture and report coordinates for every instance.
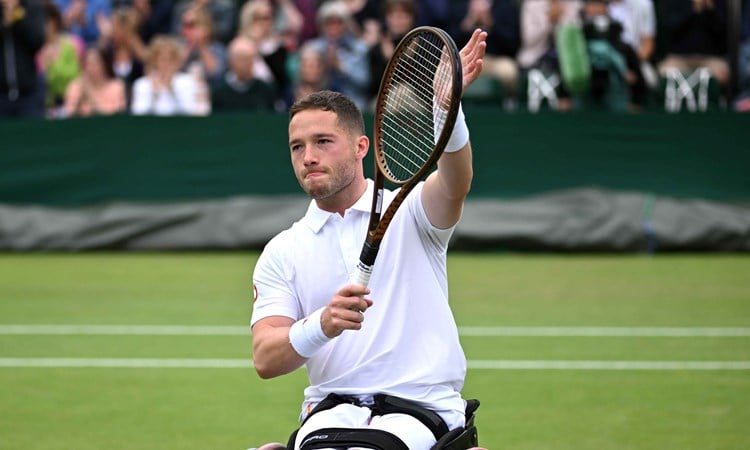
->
[87,47,116,80]
[44,0,64,30]
[289,90,365,137]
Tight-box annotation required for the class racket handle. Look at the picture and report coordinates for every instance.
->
[349,262,373,288]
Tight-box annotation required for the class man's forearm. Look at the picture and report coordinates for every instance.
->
[252,323,307,379]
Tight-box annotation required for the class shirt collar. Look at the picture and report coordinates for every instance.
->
[303,179,373,233]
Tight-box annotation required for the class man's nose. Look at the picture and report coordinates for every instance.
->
[302,145,318,165]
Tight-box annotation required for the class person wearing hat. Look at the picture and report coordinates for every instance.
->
[304,0,370,111]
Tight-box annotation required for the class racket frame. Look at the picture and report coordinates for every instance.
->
[351,26,462,286]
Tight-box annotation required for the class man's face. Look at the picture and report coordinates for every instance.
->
[322,16,346,40]
[299,51,324,84]
[583,1,608,16]
[181,10,207,45]
[229,43,256,81]
[288,109,362,201]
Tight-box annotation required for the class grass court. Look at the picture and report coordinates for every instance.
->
[1,253,748,449]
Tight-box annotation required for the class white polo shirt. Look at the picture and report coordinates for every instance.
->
[251,179,467,427]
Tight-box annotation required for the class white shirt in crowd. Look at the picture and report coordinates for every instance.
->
[130,72,209,116]
[608,0,656,54]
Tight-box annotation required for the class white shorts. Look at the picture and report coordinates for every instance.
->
[294,403,437,450]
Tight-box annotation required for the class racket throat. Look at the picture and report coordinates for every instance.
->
[358,241,379,268]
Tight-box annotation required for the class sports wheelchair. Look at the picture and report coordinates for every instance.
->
[277,394,481,450]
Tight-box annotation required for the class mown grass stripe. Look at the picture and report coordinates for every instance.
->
[458,326,750,337]
[1,358,749,370]
[1,325,749,337]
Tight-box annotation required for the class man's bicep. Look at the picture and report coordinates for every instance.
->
[421,167,468,230]
[252,241,301,326]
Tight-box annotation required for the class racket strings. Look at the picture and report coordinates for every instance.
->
[379,34,456,183]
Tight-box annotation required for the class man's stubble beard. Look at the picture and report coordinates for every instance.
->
[301,160,358,201]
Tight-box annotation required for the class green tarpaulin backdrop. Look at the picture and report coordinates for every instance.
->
[1,111,748,251]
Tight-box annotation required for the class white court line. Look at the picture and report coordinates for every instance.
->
[0,325,250,335]
[0,358,252,368]
[1,325,749,337]
[1,358,749,370]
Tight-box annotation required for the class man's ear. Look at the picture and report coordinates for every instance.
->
[356,135,369,160]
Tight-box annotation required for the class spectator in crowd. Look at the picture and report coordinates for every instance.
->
[581,0,637,110]
[53,0,111,46]
[293,42,327,102]
[516,0,582,110]
[258,0,305,51]
[179,5,227,85]
[238,0,298,106]
[63,46,126,116]
[340,0,382,46]
[111,0,174,43]
[99,7,146,105]
[367,0,416,101]
[657,0,729,89]
[171,0,235,44]
[517,0,582,69]
[294,0,318,44]
[305,1,370,110]
[38,0,83,116]
[452,0,521,103]
[414,0,451,31]
[129,0,174,43]
[210,36,277,111]
[736,0,750,111]
[1,0,46,118]
[130,35,208,115]
[607,0,657,88]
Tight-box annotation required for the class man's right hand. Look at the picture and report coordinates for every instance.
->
[321,284,373,337]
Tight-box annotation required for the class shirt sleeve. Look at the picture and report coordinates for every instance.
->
[251,234,302,328]
[408,182,456,251]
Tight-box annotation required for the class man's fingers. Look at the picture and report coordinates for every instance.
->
[460,29,487,91]
[321,286,376,336]
[327,305,366,331]
[461,29,486,58]
[341,283,370,298]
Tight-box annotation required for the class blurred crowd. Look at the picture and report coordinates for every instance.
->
[1,0,749,119]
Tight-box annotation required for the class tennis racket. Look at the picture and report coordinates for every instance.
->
[349,26,462,288]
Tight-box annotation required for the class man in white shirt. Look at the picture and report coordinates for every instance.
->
[607,0,658,89]
[608,0,656,60]
[250,29,488,450]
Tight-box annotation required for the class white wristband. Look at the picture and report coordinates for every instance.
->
[434,102,470,153]
[444,103,469,153]
[288,308,332,358]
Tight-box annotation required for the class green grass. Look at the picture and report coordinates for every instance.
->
[1,253,749,449]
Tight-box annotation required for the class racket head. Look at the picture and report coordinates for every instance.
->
[372,26,462,186]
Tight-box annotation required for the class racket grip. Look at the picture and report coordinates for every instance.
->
[349,262,373,287]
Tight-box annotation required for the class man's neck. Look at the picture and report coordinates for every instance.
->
[316,177,368,217]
